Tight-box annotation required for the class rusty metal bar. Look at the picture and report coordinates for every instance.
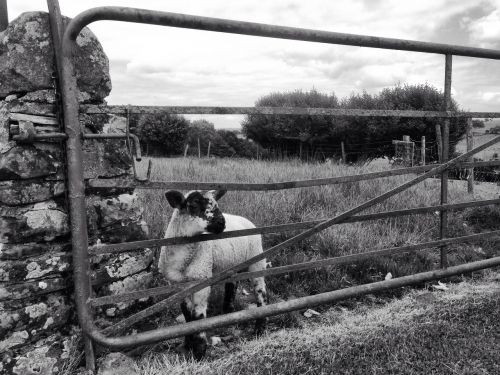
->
[81,104,500,118]
[60,13,95,357]
[90,197,500,256]
[440,54,452,268]
[0,0,7,32]
[46,0,65,80]
[47,0,96,371]
[12,132,67,141]
[91,229,500,307]
[66,7,500,60]
[88,159,500,191]
[97,255,500,347]
[102,135,500,335]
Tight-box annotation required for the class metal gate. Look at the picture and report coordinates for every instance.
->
[36,0,500,370]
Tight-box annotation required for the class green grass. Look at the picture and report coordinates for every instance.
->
[136,270,500,375]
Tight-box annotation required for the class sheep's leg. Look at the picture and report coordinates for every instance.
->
[223,282,238,314]
[180,299,195,351]
[251,276,268,335]
[186,287,211,360]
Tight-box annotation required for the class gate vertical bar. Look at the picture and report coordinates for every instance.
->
[47,1,96,371]
[0,0,8,31]
[60,20,98,371]
[466,118,474,193]
[440,54,452,268]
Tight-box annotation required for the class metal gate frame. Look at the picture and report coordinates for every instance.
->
[49,2,500,368]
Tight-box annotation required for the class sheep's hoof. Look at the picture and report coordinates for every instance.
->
[253,317,267,336]
[192,340,207,361]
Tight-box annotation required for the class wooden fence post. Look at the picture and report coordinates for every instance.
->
[435,124,443,163]
[466,118,474,193]
[183,144,189,158]
[207,141,211,158]
[197,137,201,158]
[402,135,411,166]
[421,136,426,166]
[341,141,346,163]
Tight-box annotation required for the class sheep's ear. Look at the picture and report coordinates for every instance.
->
[165,190,185,208]
[210,190,227,201]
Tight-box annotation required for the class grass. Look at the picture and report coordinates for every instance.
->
[123,157,500,372]
[136,156,497,301]
[64,156,499,374]
[136,270,500,375]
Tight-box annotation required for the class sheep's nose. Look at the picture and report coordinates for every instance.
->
[206,218,225,234]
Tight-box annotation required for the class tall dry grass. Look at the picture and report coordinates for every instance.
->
[136,157,477,299]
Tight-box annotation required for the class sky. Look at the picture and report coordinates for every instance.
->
[6,0,500,128]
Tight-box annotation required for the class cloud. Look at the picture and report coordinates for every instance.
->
[468,8,500,48]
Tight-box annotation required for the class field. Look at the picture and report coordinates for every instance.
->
[131,157,500,372]
[455,133,500,161]
[136,270,500,375]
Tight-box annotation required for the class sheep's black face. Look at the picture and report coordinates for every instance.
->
[165,190,226,234]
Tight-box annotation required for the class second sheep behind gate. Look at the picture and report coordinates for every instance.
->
[158,189,268,359]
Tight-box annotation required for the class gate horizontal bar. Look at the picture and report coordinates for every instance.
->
[67,7,500,60]
[96,254,500,347]
[81,105,500,118]
[88,160,500,191]
[91,229,500,307]
[89,197,500,256]
[100,135,500,335]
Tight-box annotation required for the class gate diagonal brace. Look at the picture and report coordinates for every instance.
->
[102,134,500,336]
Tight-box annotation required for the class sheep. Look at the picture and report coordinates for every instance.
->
[158,189,268,359]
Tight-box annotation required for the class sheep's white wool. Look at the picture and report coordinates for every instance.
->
[159,212,266,281]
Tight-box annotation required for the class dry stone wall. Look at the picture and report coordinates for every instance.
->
[0,12,152,374]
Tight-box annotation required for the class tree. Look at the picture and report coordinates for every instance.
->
[472,119,485,128]
[218,130,259,158]
[186,120,235,157]
[242,89,339,154]
[135,113,189,156]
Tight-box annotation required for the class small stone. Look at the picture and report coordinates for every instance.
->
[97,352,138,375]
[303,308,321,318]
[210,336,222,346]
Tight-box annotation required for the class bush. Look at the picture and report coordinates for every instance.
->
[242,89,339,152]
[135,113,189,156]
[186,120,235,157]
[218,130,260,158]
[489,125,500,134]
[472,119,486,128]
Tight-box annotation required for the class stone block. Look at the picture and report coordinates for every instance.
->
[0,12,111,102]
[0,200,69,243]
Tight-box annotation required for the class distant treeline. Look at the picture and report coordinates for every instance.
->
[243,84,468,162]
[131,83,472,162]
[130,116,261,158]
